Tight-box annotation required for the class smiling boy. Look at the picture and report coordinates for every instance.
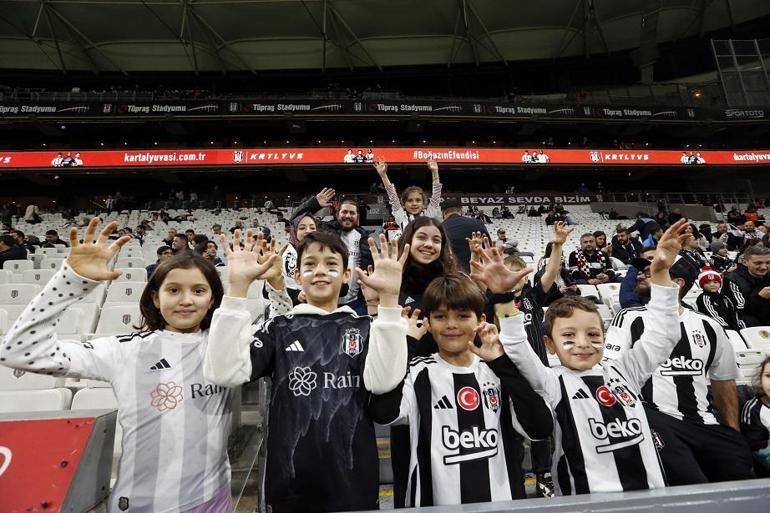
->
[205,231,408,512]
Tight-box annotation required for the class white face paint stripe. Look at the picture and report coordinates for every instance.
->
[327,270,340,277]
[301,270,314,277]
[591,342,604,349]
[301,269,340,278]
[561,342,575,350]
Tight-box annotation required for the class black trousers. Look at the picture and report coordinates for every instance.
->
[646,407,754,485]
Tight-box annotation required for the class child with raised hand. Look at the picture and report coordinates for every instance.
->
[374,158,442,230]
[369,273,553,506]
[204,231,409,513]
[0,218,280,512]
[469,218,691,495]
[741,356,770,477]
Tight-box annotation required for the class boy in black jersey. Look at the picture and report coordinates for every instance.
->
[205,230,409,512]
[369,273,553,505]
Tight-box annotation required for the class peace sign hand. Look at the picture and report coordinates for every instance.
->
[67,218,131,281]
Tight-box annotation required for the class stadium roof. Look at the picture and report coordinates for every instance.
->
[0,0,767,74]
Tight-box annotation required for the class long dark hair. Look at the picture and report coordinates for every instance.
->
[138,254,224,331]
[398,217,456,294]
[289,213,318,249]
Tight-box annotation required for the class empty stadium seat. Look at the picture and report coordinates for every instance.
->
[0,388,73,413]
[0,308,7,334]
[0,283,41,305]
[19,269,55,285]
[740,327,770,352]
[56,304,100,338]
[39,258,66,270]
[0,269,10,284]
[114,268,147,282]
[0,366,63,390]
[105,281,146,303]
[3,260,34,272]
[576,284,600,300]
[735,350,766,381]
[95,304,142,336]
[115,257,146,269]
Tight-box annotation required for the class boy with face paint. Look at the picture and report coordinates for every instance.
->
[205,230,409,512]
[470,219,691,495]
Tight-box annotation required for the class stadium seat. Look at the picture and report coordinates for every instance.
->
[81,283,108,305]
[725,330,748,351]
[3,260,34,272]
[19,269,55,285]
[0,304,25,326]
[114,268,147,282]
[0,269,10,284]
[0,283,41,305]
[576,284,600,300]
[740,327,770,353]
[0,308,7,334]
[39,247,59,257]
[95,304,142,336]
[0,366,63,390]
[39,258,66,271]
[56,304,100,338]
[735,350,766,381]
[115,257,146,269]
[105,281,146,303]
[0,388,73,413]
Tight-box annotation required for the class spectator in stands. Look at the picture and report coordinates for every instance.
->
[499,205,513,219]
[538,241,579,299]
[710,240,734,273]
[23,204,42,224]
[668,207,684,226]
[10,229,36,255]
[0,234,27,266]
[593,230,612,258]
[723,244,770,327]
[607,251,753,487]
[185,228,195,242]
[145,245,172,277]
[568,233,616,284]
[740,356,770,478]
[42,229,69,247]
[440,198,489,273]
[641,223,664,249]
[291,191,373,313]
[203,241,225,267]
[619,249,656,308]
[496,228,517,254]
[714,222,743,251]
[283,213,318,305]
[696,267,744,331]
[628,213,658,240]
[728,206,745,225]
[162,227,177,247]
[191,234,209,255]
[679,225,709,270]
[529,206,541,218]
[374,158,442,230]
[212,224,222,236]
[611,227,643,265]
[172,234,191,255]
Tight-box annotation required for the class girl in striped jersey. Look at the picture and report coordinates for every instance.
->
[470,219,692,495]
[373,158,443,230]
[741,356,770,477]
[0,219,283,513]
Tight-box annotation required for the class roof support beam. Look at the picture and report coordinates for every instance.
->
[328,4,381,71]
[189,12,229,73]
[458,0,479,66]
[189,9,257,74]
[47,5,127,74]
[138,0,199,73]
[637,0,660,83]
[182,0,199,75]
[42,2,67,74]
[0,12,62,70]
[466,0,508,66]
[447,9,462,67]
[553,0,584,60]
[587,0,609,55]
[326,9,353,70]
[321,0,327,71]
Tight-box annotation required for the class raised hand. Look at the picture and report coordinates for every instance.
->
[470,244,532,294]
[650,218,691,281]
[373,159,388,175]
[466,232,489,290]
[552,221,572,245]
[356,234,409,308]
[468,322,504,362]
[67,218,131,281]
[427,158,439,175]
[256,235,288,287]
[357,265,380,305]
[315,187,336,208]
[221,229,280,297]
[402,307,427,340]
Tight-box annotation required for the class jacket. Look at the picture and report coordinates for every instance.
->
[723,264,770,327]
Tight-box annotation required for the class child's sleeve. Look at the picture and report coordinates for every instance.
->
[0,264,121,381]
[368,373,413,426]
[426,180,443,219]
[486,355,554,440]
[363,306,408,394]
[615,283,680,390]
[383,182,408,228]
[204,296,277,387]
[498,313,560,406]
[741,399,770,452]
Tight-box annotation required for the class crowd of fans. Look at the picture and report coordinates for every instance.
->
[1,162,770,511]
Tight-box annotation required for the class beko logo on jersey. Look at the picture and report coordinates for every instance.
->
[441,426,498,464]
[589,418,644,453]
[659,356,704,376]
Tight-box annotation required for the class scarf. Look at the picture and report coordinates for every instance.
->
[575,248,606,277]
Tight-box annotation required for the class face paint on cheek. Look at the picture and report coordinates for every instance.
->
[302,270,314,277]
[326,269,340,278]
[562,342,576,351]
[591,341,604,349]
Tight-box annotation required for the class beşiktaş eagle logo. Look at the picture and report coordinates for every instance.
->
[481,382,501,413]
[288,366,317,397]
[659,356,704,376]
[441,426,499,464]
[232,150,244,163]
[342,328,362,357]
[607,378,637,408]
[589,417,644,453]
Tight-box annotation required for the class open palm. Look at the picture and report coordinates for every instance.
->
[651,219,691,275]
[357,234,409,297]
[221,230,277,285]
[470,245,532,294]
[67,219,131,281]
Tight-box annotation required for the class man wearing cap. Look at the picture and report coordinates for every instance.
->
[605,255,753,485]
[440,198,490,273]
[696,267,744,331]
[618,248,656,308]
[722,244,770,327]
[495,228,517,254]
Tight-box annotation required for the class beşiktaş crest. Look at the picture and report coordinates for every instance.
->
[342,327,362,357]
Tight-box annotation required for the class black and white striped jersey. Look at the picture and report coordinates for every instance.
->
[605,306,740,425]
[741,395,770,451]
[368,317,552,506]
[501,283,681,494]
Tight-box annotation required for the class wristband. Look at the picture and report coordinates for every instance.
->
[496,307,521,319]
[489,291,516,304]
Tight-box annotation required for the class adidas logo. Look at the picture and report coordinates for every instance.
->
[149,358,171,371]
[433,395,453,410]
[404,296,415,305]
[572,389,590,400]
[286,340,304,352]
